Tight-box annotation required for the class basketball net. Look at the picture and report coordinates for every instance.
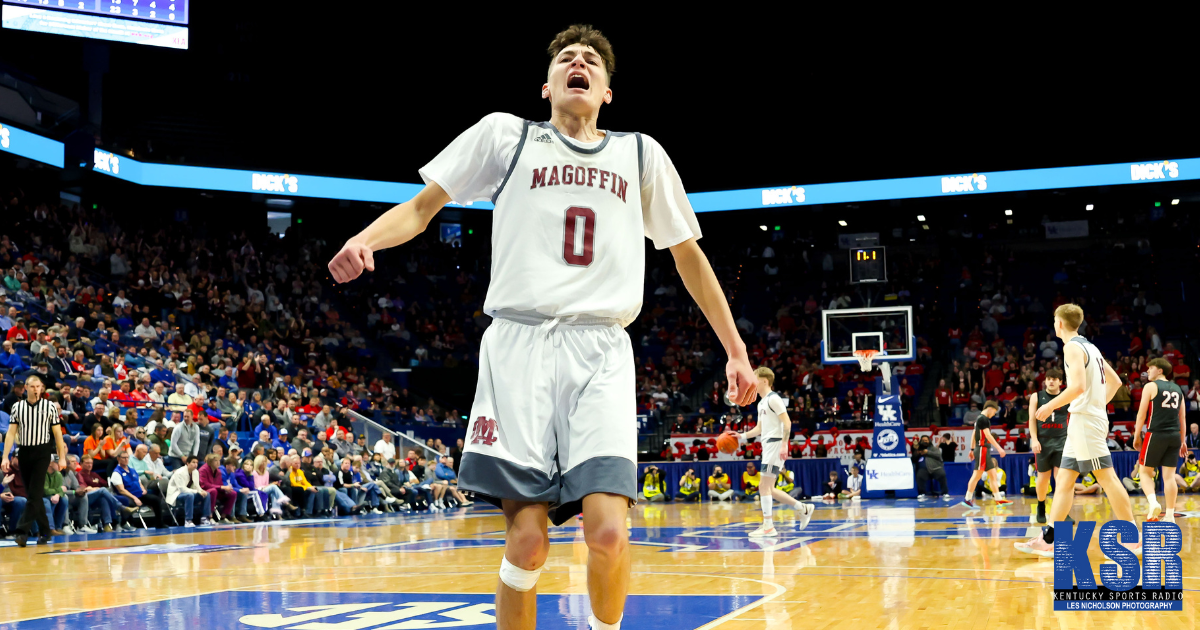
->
[853,349,893,395]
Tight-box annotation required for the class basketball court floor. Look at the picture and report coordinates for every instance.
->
[1,494,1197,629]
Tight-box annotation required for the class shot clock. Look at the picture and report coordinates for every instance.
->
[849,246,886,284]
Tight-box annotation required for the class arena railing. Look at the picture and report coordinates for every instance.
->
[338,405,440,460]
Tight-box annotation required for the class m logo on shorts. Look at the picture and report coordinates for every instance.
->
[471,417,499,446]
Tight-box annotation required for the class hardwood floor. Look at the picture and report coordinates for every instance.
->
[1,494,1197,629]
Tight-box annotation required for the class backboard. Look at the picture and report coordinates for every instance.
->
[820,305,914,365]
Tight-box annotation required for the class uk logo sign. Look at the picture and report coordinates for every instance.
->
[0,124,9,149]
[1053,520,1183,611]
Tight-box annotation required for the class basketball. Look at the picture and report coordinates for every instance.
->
[716,432,739,454]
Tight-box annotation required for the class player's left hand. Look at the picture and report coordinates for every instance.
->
[725,354,756,407]
[1034,406,1052,422]
[1132,434,1142,450]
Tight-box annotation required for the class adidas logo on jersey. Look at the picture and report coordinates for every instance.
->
[533,133,553,143]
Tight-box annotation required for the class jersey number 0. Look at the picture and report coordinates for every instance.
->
[563,206,596,267]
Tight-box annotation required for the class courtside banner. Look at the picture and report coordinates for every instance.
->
[866,394,914,493]
[870,395,907,459]
[864,457,913,491]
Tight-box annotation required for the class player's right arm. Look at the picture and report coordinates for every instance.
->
[1133,381,1158,449]
[328,184,450,283]
[984,428,1006,457]
[329,113,518,284]
[1028,393,1041,454]
[738,424,762,441]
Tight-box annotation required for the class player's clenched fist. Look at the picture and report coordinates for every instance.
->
[328,242,375,284]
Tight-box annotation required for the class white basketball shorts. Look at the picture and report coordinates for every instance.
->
[760,438,784,475]
[1061,412,1113,474]
[458,314,637,525]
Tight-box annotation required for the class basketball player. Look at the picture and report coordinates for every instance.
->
[1132,357,1188,523]
[959,401,1010,510]
[1029,369,1068,524]
[1015,304,1141,558]
[326,26,757,630]
[729,367,815,538]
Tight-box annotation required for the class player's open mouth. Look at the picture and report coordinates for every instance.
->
[567,72,589,91]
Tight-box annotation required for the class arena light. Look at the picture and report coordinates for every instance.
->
[838,220,848,227]
[1172,199,1180,205]
[922,224,930,230]
[916,215,926,221]
[1086,204,1094,210]
[1004,209,1013,216]
[759,225,767,231]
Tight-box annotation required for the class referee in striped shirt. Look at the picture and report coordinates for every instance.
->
[2,375,67,547]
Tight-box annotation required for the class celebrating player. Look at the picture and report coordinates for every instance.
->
[960,400,1010,510]
[1016,304,1140,558]
[326,25,757,630]
[1029,368,1068,524]
[1133,358,1189,523]
[728,367,815,538]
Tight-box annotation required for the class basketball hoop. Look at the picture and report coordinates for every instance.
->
[853,349,879,372]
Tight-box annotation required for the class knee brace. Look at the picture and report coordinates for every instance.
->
[499,556,542,592]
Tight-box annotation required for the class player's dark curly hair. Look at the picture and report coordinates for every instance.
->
[548,24,615,85]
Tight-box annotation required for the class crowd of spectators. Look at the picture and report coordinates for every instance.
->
[0,181,484,536]
[937,241,1198,447]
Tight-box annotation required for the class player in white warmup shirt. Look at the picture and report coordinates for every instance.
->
[730,367,815,538]
[326,25,757,630]
[1015,303,1140,558]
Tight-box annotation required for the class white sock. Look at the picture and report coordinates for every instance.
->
[1166,508,1175,517]
[762,517,773,529]
[589,613,622,630]
[760,491,773,518]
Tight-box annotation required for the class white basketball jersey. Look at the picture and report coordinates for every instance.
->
[1065,336,1108,419]
[486,121,646,327]
[756,391,788,439]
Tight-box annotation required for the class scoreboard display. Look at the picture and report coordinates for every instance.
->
[849,246,886,284]
[2,0,189,49]
[9,0,189,24]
